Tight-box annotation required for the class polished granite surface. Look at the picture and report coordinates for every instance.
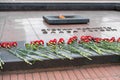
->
[0,11,120,42]
[0,0,120,3]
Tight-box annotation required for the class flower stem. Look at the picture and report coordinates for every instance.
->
[7,49,32,65]
[67,45,92,60]
[97,42,120,54]
[17,50,42,61]
[48,46,73,60]
[19,49,54,59]
[38,46,64,59]
[81,42,103,55]
[0,57,4,69]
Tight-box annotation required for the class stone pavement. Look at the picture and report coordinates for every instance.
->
[0,63,120,80]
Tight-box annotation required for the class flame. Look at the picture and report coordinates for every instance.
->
[59,15,65,19]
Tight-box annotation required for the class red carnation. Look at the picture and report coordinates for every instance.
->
[69,37,74,42]
[67,40,72,44]
[72,36,78,41]
[117,37,120,42]
[59,38,64,43]
[67,37,74,44]
[93,38,102,43]
[80,36,87,40]
[109,37,115,43]
[6,42,12,48]
[49,40,53,44]
[102,38,109,42]
[84,39,90,43]
[11,42,17,47]
[1,42,17,48]
[86,36,93,40]
[39,40,44,45]
[0,43,1,48]
[35,40,40,45]
[30,41,35,45]
[53,39,57,44]
[58,38,64,44]
[1,42,7,48]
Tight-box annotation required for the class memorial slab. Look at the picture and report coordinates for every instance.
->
[0,11,120,71]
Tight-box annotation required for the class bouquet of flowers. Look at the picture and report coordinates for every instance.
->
[0,42,17,69]
[79,36,120,55]
[0,35,120,69]
[46,38,73,59]
[59,36,92,60]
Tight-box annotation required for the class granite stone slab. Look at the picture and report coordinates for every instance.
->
[0,3,120,11]
[0,41,119,71]
[115,4,120,10]
[43,15,89,24]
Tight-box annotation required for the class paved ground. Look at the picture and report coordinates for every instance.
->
[0,64,120,80]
